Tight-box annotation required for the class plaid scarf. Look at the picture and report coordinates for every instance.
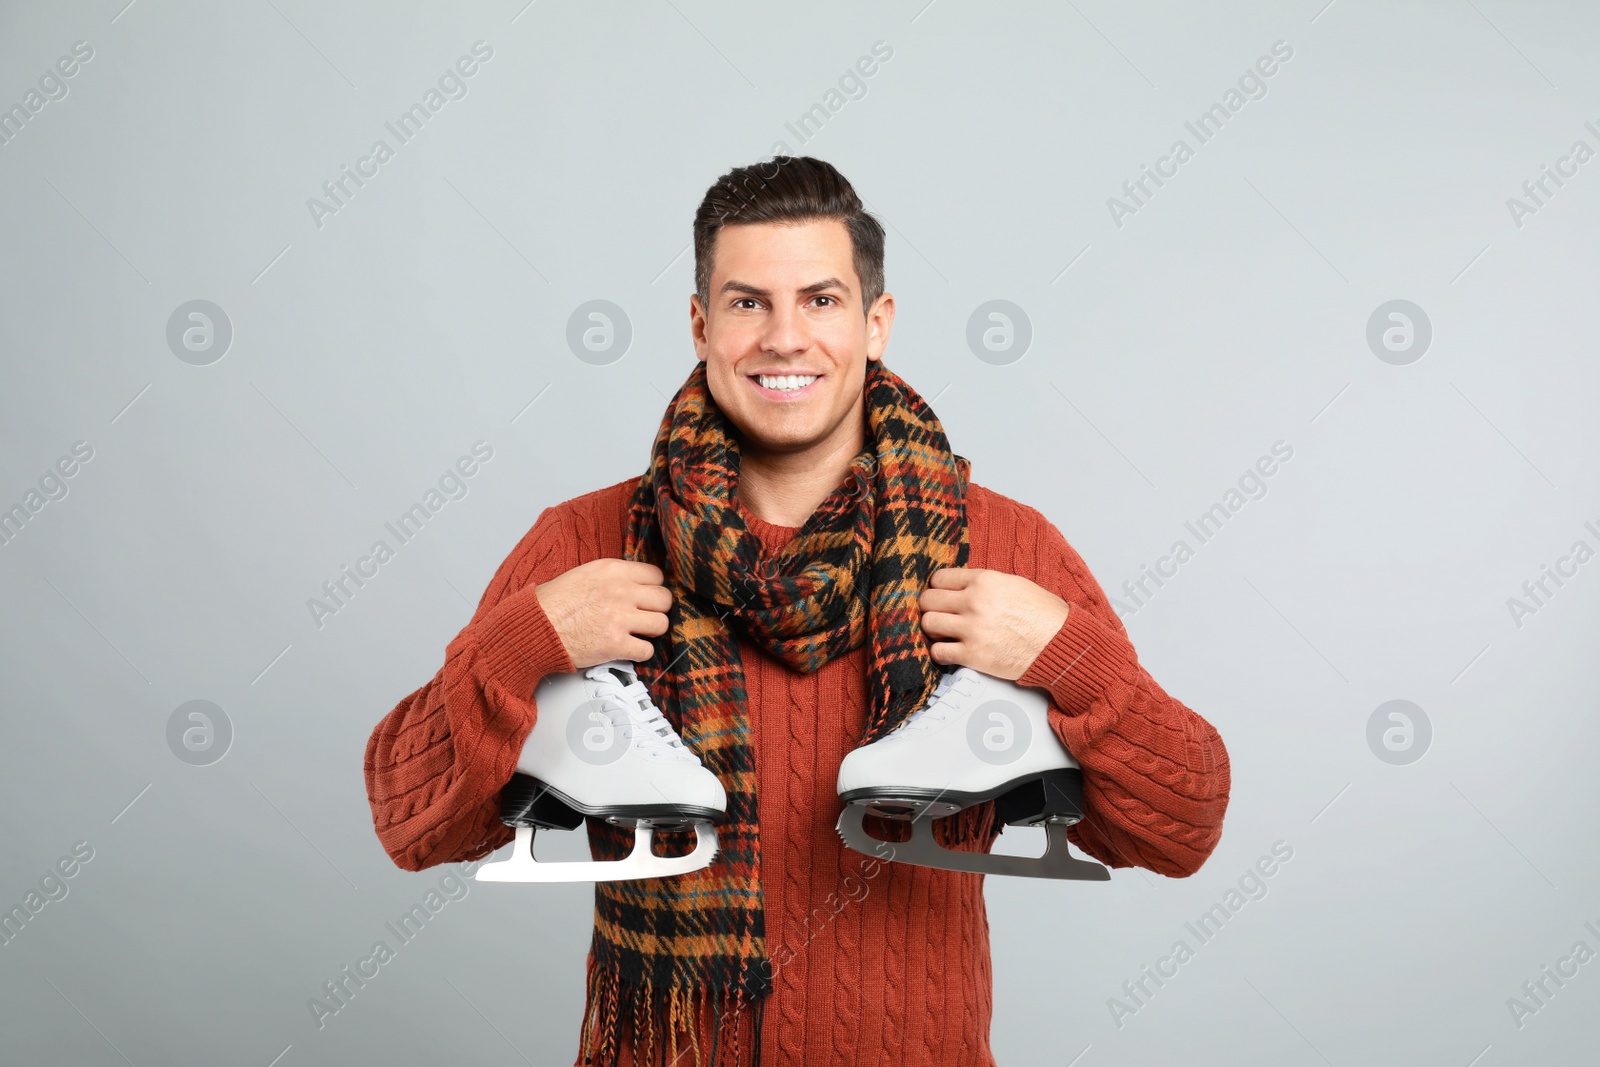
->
[579,358,987,1066]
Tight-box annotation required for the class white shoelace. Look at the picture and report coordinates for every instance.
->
[895,667,978,734]
[585,663,701,762]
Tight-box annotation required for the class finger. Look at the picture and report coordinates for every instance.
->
[919,610,965,641]
[616,560,666,585]
[629,609,670,638]
[918,587,964,614]
[928,639,962,665]
[625,636,656,662]
[635,583,673,612]
[928,567,978,589]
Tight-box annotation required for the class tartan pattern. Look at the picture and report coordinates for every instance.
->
[577,358,977,1066]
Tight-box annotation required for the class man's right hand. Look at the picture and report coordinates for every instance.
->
[533,558,673,669]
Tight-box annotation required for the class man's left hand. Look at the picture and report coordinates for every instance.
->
[918,568,1071,681]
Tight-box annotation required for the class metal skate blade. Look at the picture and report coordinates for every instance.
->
[835,805,1110,882]
[475,823,720,883]
[858,797,962,821]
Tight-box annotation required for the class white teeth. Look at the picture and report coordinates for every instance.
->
[756,374,818,392]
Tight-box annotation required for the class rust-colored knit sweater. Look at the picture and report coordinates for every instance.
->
[364,477,1230,1065]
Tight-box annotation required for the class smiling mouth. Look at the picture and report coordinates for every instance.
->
[748,373,822,398]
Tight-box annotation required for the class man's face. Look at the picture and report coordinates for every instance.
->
[691,218,893,459]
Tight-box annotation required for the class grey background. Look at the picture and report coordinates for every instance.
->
[2,0,1597,1064]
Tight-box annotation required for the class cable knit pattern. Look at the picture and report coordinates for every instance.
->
[364,477,1231,1064]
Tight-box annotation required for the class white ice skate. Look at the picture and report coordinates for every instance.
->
[836,666,1110,881]
[475,661,726,883]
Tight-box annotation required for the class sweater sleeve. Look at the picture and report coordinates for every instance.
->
[363,507,577,872]
[1013,513,1231,879]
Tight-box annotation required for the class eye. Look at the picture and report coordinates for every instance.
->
[732,298,760,310]
[812,295,837,307]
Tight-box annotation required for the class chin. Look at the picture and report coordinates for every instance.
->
[730,422,823,454]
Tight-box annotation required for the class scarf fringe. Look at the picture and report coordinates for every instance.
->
[579,955,767,1067]
[593,359,967,1064]
[945,799,998,849]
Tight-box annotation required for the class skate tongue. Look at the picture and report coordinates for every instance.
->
[586,660,636,684]
[586,662,651,700]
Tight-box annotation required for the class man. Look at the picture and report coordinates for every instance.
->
[365,155,1230,1066]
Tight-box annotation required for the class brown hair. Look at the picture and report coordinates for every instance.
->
[693,155,886,319]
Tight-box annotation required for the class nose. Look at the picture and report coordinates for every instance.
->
[761,300,810,357]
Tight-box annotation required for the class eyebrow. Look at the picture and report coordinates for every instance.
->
[719,277,852,300]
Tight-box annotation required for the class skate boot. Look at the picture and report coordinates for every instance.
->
[836,666,1109,880]
[476,660,726,883]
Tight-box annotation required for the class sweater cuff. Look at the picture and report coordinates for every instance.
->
[1018,603,1136,717]
[471,589,575,699]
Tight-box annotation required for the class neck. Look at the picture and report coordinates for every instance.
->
[737,412,865,529]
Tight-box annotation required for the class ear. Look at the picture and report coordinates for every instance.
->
[690,292,710,362]
[865,291,894,362]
